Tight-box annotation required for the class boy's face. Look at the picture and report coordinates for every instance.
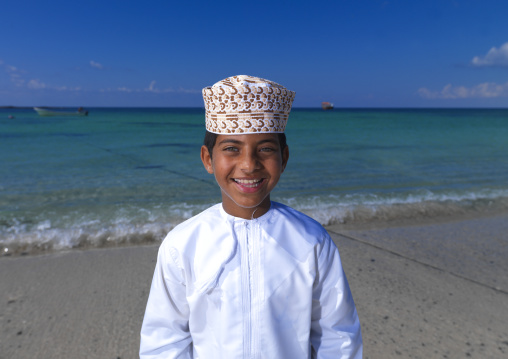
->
[201,133,289,219]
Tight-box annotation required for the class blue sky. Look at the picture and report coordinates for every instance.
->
[2,0,508,108]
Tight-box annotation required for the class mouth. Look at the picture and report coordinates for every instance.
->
[233,178,265,188]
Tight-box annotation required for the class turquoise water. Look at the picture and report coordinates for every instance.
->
[1,107,508,254]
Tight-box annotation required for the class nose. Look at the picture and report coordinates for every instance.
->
[240,149,260,173]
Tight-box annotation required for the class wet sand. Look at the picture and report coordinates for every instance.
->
[1,214,507,359]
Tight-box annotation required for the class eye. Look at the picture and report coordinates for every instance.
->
[223,146,238,152]
[259,146,276,152]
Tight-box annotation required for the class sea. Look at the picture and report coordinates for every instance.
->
[1,107,508,255]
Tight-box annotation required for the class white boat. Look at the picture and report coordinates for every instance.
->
[34,107,88,116]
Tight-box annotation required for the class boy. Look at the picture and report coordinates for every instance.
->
[140,75,362,358]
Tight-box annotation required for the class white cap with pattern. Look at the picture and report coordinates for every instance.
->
[202,75,295,134]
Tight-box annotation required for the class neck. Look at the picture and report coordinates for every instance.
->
[221,195,271,220]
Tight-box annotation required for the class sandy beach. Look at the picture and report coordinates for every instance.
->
[1,213,507,359]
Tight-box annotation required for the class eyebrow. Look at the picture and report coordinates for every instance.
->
[217,138,279,146]
[218,139,242,145]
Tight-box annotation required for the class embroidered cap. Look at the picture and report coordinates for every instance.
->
[202,75,295,134]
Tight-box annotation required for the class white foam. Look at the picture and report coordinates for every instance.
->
[2,191,508,255]
[280,188,508,226]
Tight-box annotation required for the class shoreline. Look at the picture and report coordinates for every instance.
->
[3,208,508,258]
[327,206,508,230]
[1,213,507,358]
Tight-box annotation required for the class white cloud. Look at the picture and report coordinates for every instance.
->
[90,60,104,69]
[146,80,158,92]
[99,81,199,94]
[1,62,26,87]
[1,60,83,92]
[177,87,200,94]
[117,87,133,92]
[27,79,47,89]
[472,42,508,67]
[55,85,82,91]
[26,79,81,91]
[418,81,508,99]
[144,81,192,93]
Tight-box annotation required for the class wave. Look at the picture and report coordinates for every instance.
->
[288,188,508,226]
[0,203,211,256]
[2,189,508,256]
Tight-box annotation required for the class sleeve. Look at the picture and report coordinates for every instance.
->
[310,233,363,359]
[140,241,193,359]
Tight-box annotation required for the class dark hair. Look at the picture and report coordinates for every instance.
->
[203,131,287,158]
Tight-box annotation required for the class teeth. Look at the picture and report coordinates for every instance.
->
[235,179,261,184]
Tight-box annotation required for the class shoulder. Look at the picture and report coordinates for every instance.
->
[171,203,222,231]
[271,202,329,242]
[271,204,345,272]
[161,204,224,248]
[158,204,236,286]
[266,202,335,262]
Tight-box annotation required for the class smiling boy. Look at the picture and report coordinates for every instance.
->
[201,132,288,219]
[140,75,362,358]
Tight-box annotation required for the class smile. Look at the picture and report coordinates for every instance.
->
[233,178,264,188]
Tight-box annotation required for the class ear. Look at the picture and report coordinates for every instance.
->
[281,145,289,173]
[201,145,214,174]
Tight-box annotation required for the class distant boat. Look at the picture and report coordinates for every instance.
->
[321,102,334,110]
[34,107,88,116]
